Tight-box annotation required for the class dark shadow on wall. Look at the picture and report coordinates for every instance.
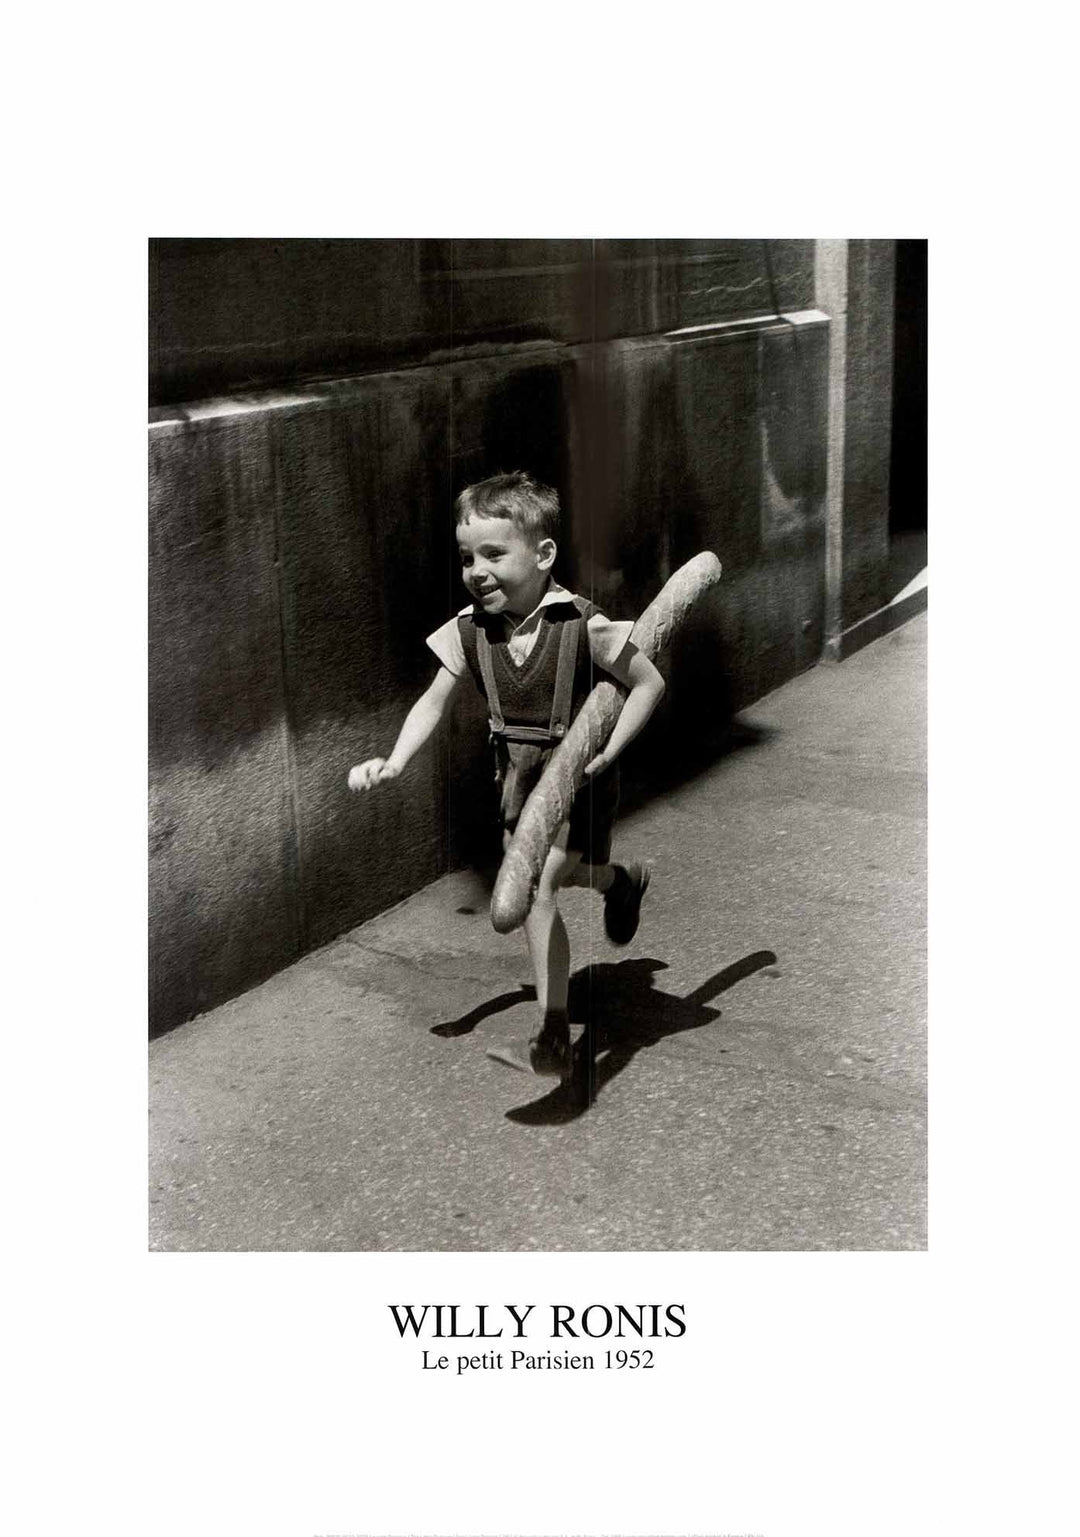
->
[444,357,577,602]
[455,361,574,569]
[477,363,573,508]
[632,350,746,789]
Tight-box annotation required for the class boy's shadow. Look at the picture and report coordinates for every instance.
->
[431,950,778,1125]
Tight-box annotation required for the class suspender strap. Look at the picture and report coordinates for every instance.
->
[475,614,584,745]
[547,612,580,738]
[476,624,504,734]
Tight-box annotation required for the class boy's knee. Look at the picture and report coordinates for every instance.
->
[541,850,581,894]
[531,891,558,921]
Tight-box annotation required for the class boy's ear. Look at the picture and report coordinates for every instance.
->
[536,537,557,571]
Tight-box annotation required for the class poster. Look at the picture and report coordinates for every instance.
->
[9,7,1074,1536]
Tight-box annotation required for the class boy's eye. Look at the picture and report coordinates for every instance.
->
[459,546,506,566]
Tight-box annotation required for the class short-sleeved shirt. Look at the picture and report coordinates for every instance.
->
[426,582,634,861]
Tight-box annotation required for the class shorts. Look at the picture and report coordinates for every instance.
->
[494,739,619,865]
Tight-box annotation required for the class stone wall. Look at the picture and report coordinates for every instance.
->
[840,240,896,628]
[150,239,816,403]
[150,240,841,1034]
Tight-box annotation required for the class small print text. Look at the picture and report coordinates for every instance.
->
[420,1347,656,1374]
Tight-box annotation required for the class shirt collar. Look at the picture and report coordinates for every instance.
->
[506,581,571,634]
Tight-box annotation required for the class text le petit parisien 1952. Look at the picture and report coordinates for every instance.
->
[389,1302,687,1375]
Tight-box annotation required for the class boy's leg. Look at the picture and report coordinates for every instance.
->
[564,859,651,945]
[564,861,616,894]
[522,844,581,1074]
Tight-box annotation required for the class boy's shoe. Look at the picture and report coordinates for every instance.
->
[529,1011,572,1078]
[603,862,651,945]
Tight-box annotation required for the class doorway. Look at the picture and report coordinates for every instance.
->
[888,238,928,601]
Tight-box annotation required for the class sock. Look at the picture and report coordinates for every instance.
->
[537,1007,569,1036]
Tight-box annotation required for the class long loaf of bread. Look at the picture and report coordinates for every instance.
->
[490,551,723,933]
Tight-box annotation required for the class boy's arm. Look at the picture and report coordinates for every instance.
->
[582,646,665,777]
[348,665,463,791]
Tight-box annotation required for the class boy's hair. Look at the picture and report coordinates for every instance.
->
[454,471,561,545]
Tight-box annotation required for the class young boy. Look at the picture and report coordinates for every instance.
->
[347,471,666,1078]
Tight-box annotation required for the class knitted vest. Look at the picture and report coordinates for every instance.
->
[458,595,599,744]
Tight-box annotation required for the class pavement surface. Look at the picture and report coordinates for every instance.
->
[149,612,927,1251]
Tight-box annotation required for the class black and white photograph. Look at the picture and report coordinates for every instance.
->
[148,237,927,1252]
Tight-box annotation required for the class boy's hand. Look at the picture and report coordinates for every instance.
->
[583,750,612,778]
[347,758,400,792]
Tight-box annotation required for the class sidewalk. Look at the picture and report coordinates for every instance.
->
[150,612,926,1251]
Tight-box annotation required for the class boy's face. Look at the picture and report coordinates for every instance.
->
[456,515,555,620]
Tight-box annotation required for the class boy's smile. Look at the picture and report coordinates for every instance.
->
[456,515,555,621]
